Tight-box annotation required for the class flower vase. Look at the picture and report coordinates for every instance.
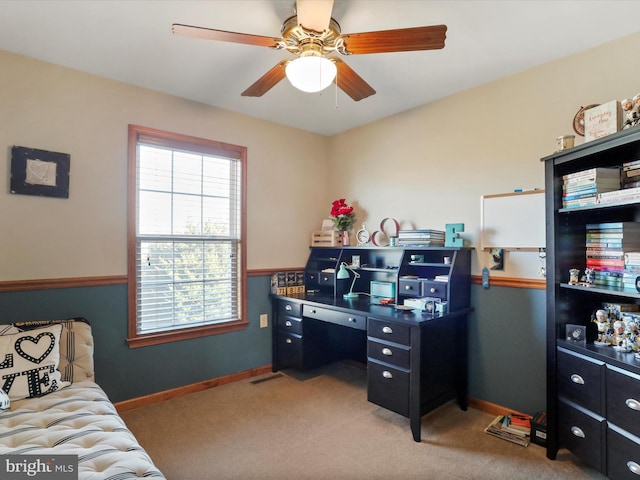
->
[342,231,350,246]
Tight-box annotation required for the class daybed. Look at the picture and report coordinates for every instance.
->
[0,318,165,479]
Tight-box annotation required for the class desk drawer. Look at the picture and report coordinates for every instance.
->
[318,272,335,285]
[367,359,409,417]
[398,278,422,297]
[277,299,301,318]
[557,347,604,415]
[277,331,303,370]
[607,424,640,480]
[303,305,366,330]
[421,280,447,300]
[277,315,302,335]
[606,366,640,439]
[368,318,410,345]
[558,400,605,473]
[367,338,410,369]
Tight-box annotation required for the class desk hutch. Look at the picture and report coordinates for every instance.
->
[271,245,472,442]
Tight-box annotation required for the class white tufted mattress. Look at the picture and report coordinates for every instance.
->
[0,381,165,479]
[0,319,165,479]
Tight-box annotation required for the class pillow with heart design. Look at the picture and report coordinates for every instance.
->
[0,324,70,401]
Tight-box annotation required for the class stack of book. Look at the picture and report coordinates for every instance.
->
[397,229,445,246]
[562,167,620,209]
[586,222,640,289]
[623,252,640,290]
[484,414,531,447]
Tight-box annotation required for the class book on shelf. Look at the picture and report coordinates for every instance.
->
[484,415,530,447]
[622,158,640,170]
[597,186,640,204]
[562,167,620,181]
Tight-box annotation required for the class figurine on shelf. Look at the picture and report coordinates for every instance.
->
[613,320,633,352]
[569,268,580,285]
[593,309,612,346]
[583,268,595,286]
[633,94,640,127]
[622,98,636,129]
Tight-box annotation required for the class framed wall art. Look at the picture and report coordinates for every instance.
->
[10,146,70,198]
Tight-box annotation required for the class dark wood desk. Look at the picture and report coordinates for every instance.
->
[271,294,470,442]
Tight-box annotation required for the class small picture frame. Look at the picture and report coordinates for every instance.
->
[10,146,70,198]
[566,324,586,343]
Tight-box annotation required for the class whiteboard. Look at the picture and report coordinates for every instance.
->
[481,190,545,250]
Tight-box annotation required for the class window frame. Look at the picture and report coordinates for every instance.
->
[127,125,248,348]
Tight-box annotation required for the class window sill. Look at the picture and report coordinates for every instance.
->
[126,319,249,348]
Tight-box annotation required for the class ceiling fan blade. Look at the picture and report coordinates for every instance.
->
[172,23,282,48]
[296,0,334,33]
[241,60,289,97]
[332,58,375,101]
[340,25,447,55]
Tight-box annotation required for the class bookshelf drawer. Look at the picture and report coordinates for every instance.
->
[367,359,409,417]
[558,400,605,473]
[557,347,604,415]
[367,338,410,369]
[607,424,640,480]
[606,365,640,439]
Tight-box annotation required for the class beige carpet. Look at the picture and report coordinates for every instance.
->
[121,361,606,480]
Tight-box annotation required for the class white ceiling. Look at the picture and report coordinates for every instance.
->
[1,0,639,136]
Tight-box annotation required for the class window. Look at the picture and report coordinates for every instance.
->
[127,125,247,348]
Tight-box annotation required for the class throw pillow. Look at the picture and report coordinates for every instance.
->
[0,324,70,400]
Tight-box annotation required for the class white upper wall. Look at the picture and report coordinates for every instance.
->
[329,31,640,278]
[0,50,329,280]
[1,31,639,281]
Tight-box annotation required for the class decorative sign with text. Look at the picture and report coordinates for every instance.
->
[584,100,622,142]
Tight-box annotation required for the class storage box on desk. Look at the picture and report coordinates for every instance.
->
[530,411,547,447]
[311,230,342,247]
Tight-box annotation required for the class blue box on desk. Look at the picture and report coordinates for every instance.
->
[370,281,395,298]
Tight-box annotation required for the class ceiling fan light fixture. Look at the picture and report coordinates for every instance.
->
[285,56,336,93]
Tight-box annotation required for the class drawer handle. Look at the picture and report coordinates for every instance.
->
[626,398,640,411]
[285,305,292,311]
[285,320,292,327]
[627,461,640,476]
[570,426,585,438]
[570,374,585,385]
[382,348,393,356]
[382,326,393,334]
[382,371,393,379]
[285,338,292,344]
[405,285,412,291]
[429,287,436,293]
[348,317,356,323]
[311,309,316,314]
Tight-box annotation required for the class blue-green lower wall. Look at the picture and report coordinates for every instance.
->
[0,277,546,413]
[469,284,546,414]
[0,276,273,403]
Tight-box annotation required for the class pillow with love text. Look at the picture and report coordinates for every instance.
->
[0,324,70,401]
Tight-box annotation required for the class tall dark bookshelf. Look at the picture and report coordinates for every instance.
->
[543,128,640,478]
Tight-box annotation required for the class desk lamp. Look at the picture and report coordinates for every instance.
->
[337,262,361,300]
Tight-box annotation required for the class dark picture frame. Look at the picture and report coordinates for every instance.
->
[10,146,70,198]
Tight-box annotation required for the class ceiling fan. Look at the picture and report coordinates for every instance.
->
[172,0,446,101]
